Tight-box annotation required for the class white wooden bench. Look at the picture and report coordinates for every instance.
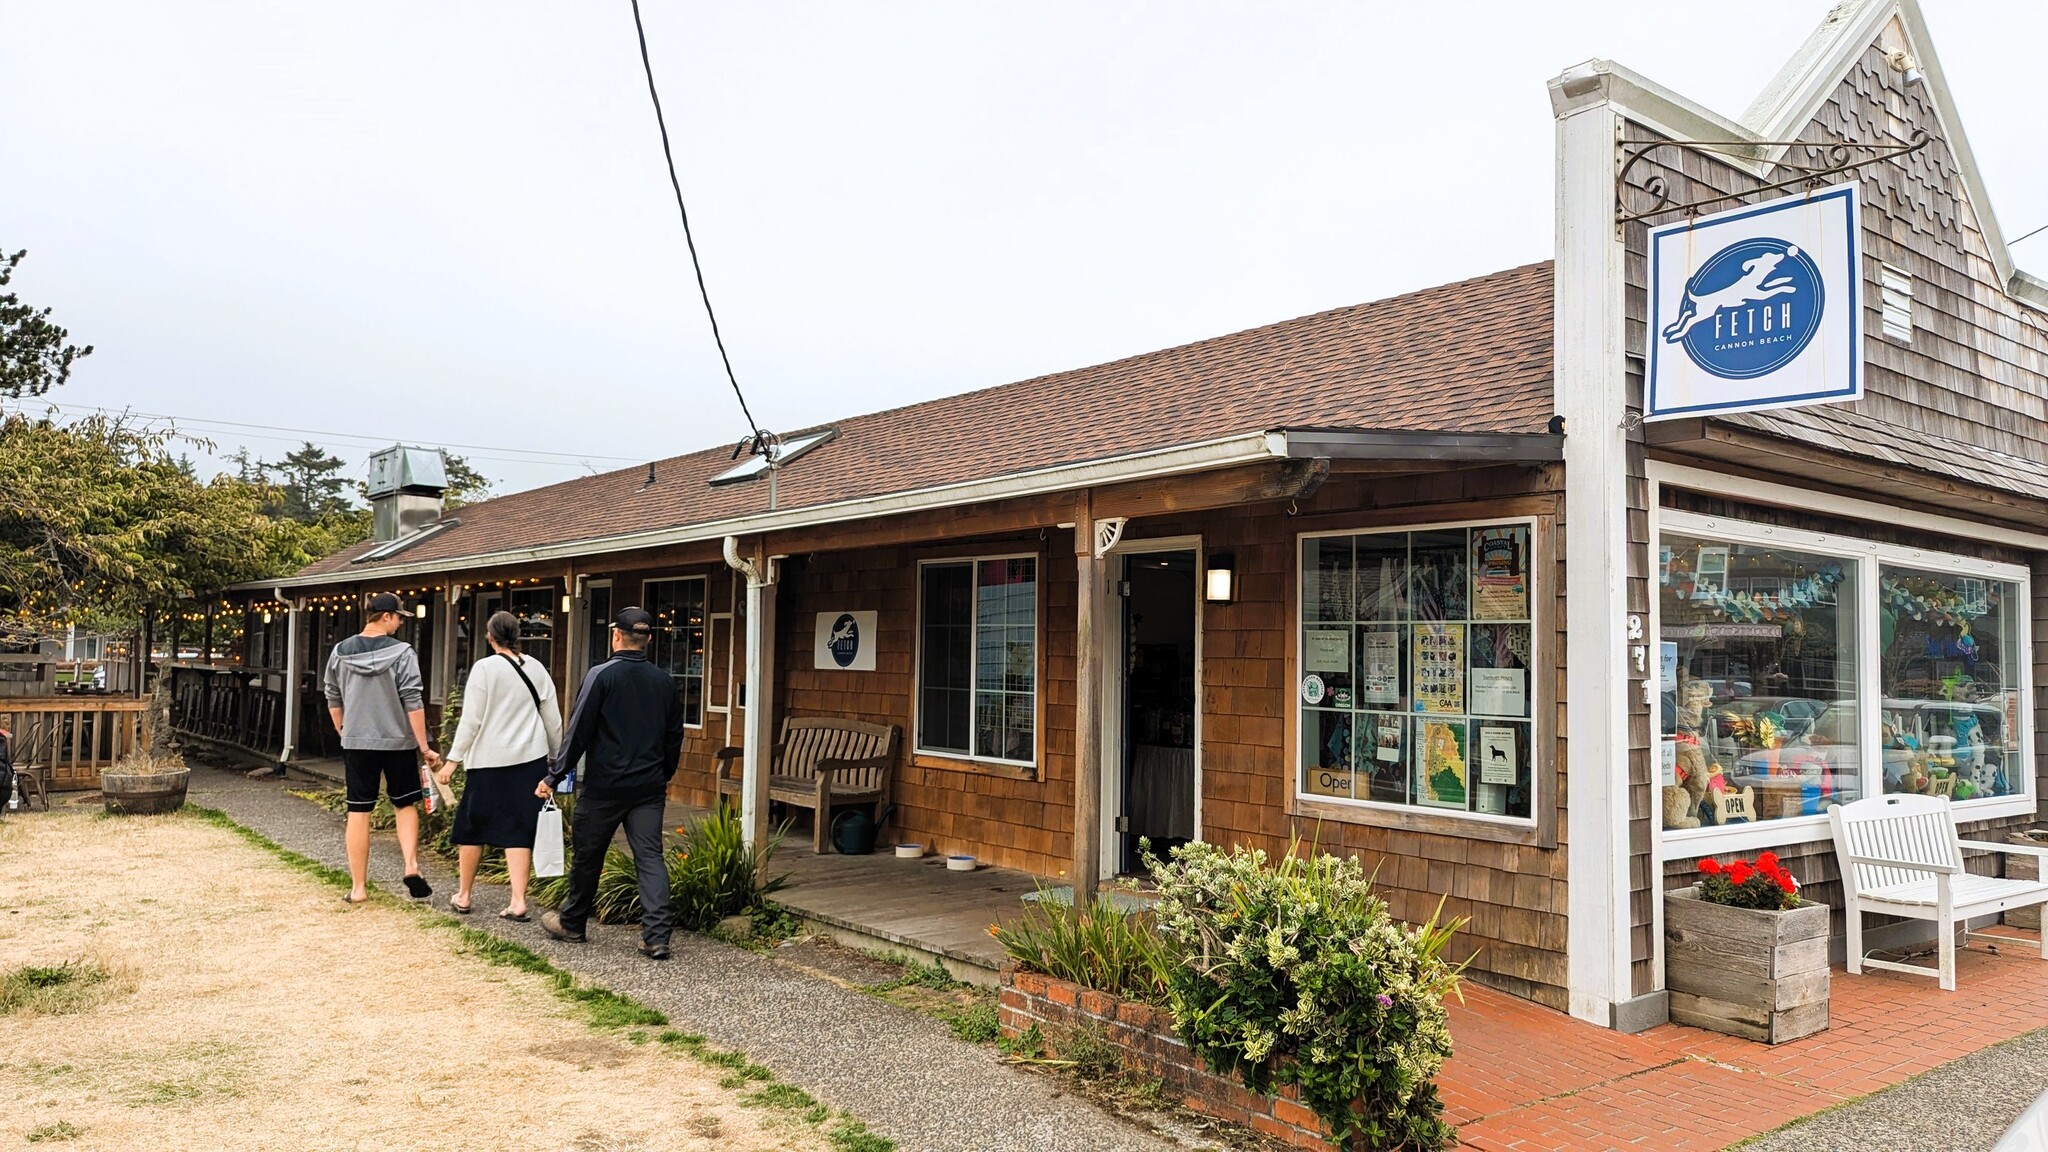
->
[1829,793,2048,991]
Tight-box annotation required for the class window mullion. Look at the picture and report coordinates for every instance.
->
[968,572,982,760]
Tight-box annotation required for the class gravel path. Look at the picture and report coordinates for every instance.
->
[190,767,1191,1152]
[1739,1027,2048,1152]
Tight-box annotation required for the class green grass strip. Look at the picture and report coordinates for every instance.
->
[183,803,896,1151]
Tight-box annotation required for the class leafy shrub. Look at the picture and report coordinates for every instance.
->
[531,801,788,930]
[1149,840,1465,1152]
[992,890,1174,1005]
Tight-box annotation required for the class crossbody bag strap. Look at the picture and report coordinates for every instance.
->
[500,651,545,715]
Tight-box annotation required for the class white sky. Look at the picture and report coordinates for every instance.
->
[3,2,2042,496]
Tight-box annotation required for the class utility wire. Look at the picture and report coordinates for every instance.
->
[11,401,637,465]
[628,0,764,444]
[2012,221,2048,247]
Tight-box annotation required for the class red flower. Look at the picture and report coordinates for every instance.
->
[1729,862,1755,885]
[1757,851,1780,870]
[1697,858,1723,877]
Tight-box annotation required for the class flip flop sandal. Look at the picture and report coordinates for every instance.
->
[499,909,530,923]
[402,874,433,899]
[342,893,369,905]
[449,900,474,915]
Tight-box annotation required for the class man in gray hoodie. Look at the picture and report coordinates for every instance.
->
[324,592,441,903]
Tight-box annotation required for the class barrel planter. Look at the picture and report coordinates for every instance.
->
[1665,884,1830,1043]
[101,768,191,815]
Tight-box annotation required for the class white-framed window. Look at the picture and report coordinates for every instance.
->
[1295,520,1538,825]
[916,555,1038,767]
[1658,509,2035,854]
[643,576,707,728]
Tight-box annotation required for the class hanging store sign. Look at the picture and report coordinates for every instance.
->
[1646,183,1861,421]
[813,611,877,671]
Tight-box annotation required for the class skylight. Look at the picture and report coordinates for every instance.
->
[708,430,835,487]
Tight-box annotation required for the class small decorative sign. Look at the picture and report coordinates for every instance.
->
[1478,725,1518,785]
[1300,674,1328,706]
[1646,183,1862,421]
[812,611,877,671]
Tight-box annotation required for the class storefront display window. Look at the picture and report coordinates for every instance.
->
[1298,522,1534,821]
[1659,535,1859,829]
[1878,567,2023,802]
[1658,510,2034,842]
[644,577,706,726]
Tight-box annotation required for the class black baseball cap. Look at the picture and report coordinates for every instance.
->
[365,592,406,617]
[614,607,655,636]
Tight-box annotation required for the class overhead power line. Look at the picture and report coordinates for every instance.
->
[628,0,766,446]
[10,401,637,468]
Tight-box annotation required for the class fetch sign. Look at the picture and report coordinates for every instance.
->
[813,610,877,672]
[1646,183,1862,421]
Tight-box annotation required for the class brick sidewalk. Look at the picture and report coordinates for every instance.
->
[1442,931,2048,1150]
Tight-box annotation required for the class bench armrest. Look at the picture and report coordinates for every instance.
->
[1846,853,1961,874]
[714,746,743,780]
[1957,839,2048,860]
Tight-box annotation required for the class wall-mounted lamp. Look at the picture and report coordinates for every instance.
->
[561,593,573,613]
[1885,48,1925,86]
[414,602,428,620]
[1204,552,1237,604]
[262,610,273,625]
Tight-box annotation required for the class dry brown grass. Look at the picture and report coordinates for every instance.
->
[0,811,832,1152]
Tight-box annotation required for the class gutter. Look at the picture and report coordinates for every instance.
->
[241,431,1284,590]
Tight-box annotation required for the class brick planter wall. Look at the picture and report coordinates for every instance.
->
[998,969,1335,1149]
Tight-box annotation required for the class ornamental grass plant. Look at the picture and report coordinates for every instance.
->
[528,800,789,931]
[1148,839,1466,1152]
[991,889,1175,1005]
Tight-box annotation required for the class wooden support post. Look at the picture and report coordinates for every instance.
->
[1073,492,1103,905]
[201,602,215,665]
[279,600,301,767]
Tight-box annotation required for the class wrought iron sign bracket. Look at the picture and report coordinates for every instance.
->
[1615,129,1929,227]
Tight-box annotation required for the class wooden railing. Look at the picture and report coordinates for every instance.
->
[166,664,337,763]
[1,697,148,791]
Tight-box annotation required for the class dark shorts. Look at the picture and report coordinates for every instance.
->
[344,748,424,813]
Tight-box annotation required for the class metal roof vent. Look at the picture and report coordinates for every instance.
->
[366,445,449,542]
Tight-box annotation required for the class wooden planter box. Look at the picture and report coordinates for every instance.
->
[1665,884,1830,1044]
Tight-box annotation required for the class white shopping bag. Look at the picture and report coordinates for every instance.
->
[533,799,565,878]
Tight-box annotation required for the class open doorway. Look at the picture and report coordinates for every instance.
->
[1117,549,1198,874]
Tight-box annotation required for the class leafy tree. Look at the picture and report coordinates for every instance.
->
[0,249,92,398]
[0,413,329,642]
[440,452,493,509]
[264,441,355,523]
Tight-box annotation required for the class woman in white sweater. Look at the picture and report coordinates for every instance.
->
[436,611,563,919]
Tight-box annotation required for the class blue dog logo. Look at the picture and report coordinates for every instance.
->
[1661,238,1823,380]
[828,613,860,668]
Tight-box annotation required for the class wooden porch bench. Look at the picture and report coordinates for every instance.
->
[1830,792,2048,991]
[715,717,898,853]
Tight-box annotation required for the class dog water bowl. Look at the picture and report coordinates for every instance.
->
[895,843,924,859]
[946,854,977,872]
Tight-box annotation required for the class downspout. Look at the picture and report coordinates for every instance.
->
[277,587,300,769]
[722,535,777,849]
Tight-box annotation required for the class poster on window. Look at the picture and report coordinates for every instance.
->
[812,611,877,671]
[1358,629,1400,705]
[1304,629,1349,674]
[1471,527,1529,621]
[1412,623,1465,714]
[1470,667,1525,717]
[1415,720,1468,809]
[1477,725,1518,785]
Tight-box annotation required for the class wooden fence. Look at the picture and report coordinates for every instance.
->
[166,664,335,764]
[1,697,148,791]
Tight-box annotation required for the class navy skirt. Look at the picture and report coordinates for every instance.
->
[450,757,549,849]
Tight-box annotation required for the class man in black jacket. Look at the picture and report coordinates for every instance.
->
[537,607,687,959]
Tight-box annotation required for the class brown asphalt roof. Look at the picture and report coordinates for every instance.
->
[296,260,1556,579]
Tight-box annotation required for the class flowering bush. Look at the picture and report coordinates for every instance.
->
[1148,840,1465,1152]
[1696,851,1801,910]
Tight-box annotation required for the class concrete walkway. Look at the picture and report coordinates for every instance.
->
[188,767,1191,1152]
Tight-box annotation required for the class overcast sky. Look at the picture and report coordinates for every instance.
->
[3,2,2042,496]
